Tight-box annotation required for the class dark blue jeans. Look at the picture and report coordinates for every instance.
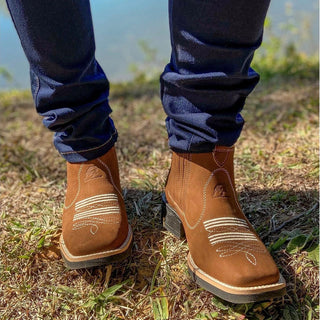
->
[6,0,270,162]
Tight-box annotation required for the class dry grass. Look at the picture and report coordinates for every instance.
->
[0,77,318,320]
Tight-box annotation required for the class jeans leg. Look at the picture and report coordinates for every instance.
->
[6,0,117,163]
[161,0,270,153]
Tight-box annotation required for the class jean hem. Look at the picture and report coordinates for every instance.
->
[59,130,118,163]
[169,142,235,154]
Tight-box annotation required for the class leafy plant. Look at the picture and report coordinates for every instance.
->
[252,17,318,80]
[152,288,169,320]
[83,282,126,316]
[129,40,164,84]
[286,228,319,264]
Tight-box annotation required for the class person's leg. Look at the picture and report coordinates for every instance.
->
[6,0,116,163]
[161,0,286,303]
[6,0,132,268]
[161,0,270,152]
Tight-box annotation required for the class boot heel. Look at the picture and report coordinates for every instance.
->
[161,193,185,240]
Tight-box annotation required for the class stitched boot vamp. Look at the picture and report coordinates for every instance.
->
[186,197,280,288]
[61,147,130,262]
[165,146,282,292]
[63,175,128,256]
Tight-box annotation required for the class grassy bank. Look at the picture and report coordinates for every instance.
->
[0,68,319,319]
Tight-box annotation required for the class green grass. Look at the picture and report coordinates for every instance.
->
[0,71,319,319]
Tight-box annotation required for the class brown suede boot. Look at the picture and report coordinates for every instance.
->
[163,146,286,303]
[59,146,133,269]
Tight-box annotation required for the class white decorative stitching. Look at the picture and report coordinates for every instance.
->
[212,148,231,167]
[64,164,83,209]
[209,232,257,241]
[203,217,266,265]
[72,215,121,234]
[168,170,213,230]
[73,207,120,221]
[72,216,120,229]
[205,222,250,229]
[75,194,118,210]
[168,167,243,230]
[72,193,121,234]
[204,217,249,228]
[97,159,124,200]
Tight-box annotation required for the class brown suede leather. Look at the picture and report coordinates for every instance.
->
[165,146,284,290]
[60,147,132,264]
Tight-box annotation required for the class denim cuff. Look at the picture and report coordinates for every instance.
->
[57,129,118,163]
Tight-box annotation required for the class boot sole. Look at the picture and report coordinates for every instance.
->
[59,225,133,269]
[162,194,286,304]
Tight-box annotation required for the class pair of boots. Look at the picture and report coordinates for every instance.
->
[59,146,286,303]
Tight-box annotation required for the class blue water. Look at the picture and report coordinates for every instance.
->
[0,0,318,89]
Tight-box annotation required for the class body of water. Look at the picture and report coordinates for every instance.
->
[0,0,318,89]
